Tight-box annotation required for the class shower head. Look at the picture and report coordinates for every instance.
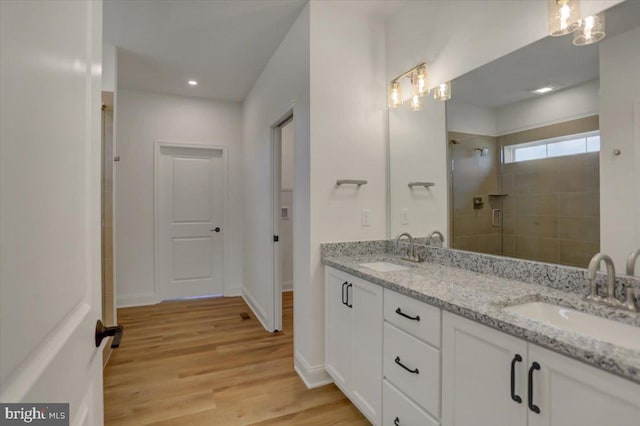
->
[474,148,489,156]
[450,139,461,144]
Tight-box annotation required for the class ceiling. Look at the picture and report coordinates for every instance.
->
[451,0,640,109]
[104,0,307,102]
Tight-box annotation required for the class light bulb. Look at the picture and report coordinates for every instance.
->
[434,81,451,101]
[573,13,606,46]
[548,0,580,36]
[414,64,429,97]
[388,81,403,109]
[410,94,423,111]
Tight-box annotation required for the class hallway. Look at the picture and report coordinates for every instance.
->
[104,293,368,425]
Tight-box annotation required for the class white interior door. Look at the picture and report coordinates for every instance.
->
[157,144,226,300]
[0,0,104,424]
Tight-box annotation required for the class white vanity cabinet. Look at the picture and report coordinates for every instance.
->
[442,311,640,426]
[325,267,383,425]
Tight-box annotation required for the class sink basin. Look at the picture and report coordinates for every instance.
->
[504,302,640,351]
[359,262,410,273]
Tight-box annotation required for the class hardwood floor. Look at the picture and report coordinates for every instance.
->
[104,292,368,425]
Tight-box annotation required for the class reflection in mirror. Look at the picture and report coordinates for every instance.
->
[388,0,640,270]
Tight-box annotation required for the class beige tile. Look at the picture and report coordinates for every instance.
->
[515,194,558,216]
[477,234,502,255]
[515,171,558,194]
[558,167,599,192]
[514,216,558,238]
[453,215,477,238]
[515,236,558,263]
[502,235,515,257]
[557,192,600,218]
[502,213,515,234]
[558,240,600,268]
[558,217,600,243]
[453,236,477,252]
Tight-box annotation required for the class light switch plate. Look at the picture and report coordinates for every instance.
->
[400,208,409,225]
[362,209,371,227]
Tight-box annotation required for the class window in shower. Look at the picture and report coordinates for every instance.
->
[504,130,600,163]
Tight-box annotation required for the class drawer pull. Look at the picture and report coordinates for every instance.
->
[395,307,420,321]
[395,356,419,375]
[346,283,353,308]
[394,417,400,426]
[528,362,541,414]
[341,281,348,306]
[510,354,523,403]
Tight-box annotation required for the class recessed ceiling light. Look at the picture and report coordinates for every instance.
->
[531,86,554,94]
[188,80,198,86]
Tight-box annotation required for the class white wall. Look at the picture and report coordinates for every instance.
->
[102,44,116,93]
[446,102,497,136]
[280,120,294,290]
[599,26,640,269]
[307,0,388,383]
[115,89,243,306]
[495,80,599,135]
[241,3,310,359]
[390,99,448,238]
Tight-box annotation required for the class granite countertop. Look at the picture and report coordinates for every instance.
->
[322,254,640,384]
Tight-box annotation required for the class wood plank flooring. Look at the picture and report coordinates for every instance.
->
[104,292,368,425]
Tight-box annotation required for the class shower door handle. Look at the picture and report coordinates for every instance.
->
[492,209,502,228]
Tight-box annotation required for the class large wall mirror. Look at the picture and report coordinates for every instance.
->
[389,0,640,270]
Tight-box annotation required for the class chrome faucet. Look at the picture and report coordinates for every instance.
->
[624,248,640,312]
[426,230,445,247]
[395,232,421,262]
[626,248,640,276]
[586,253,623,308]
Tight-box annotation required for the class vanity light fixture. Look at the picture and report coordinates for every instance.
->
[388,62,428,110]
[188,80,198,86]
[548,0,581,36]
[434,81,451,101]
[573,13,606,46]
[388,80,403,108]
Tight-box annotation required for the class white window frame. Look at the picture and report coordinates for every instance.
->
[503,130,600,163]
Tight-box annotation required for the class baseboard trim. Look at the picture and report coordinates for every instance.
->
[294,351,332,389]
[116,293,160,308]
[224,285,243,297]
[241,288,271,332]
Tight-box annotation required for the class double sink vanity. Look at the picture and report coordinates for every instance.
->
[322,240,640,426]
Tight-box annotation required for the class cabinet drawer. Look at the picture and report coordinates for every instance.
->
[383,322,440,418]
[384,288,441,348]
[383,379,438,426]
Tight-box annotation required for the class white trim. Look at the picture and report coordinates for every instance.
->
[224,285,243,297]
[242,288,271,332]
[116,293,160,308]
[294,351,333,389]
[153,141,230,301]
[0,302,90,402]
[282,281,293,292]
[497,111,598,136]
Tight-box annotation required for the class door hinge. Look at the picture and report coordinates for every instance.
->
[273,235,279,242]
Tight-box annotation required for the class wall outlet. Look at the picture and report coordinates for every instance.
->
[362,209,371,227]
[400,208,409,225]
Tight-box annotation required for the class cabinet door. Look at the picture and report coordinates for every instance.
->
[528,344,640,426]
[324,267,353,392]
[442,312,528,426]
[351,277,383,425]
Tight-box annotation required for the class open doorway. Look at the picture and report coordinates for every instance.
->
[273,114,294,332]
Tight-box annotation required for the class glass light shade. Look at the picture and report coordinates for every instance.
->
[388,81,403,108]
[548,0,581,36]
[434,81,451,101]
[410,94,423,111]
[413,65,429,97]
[573,13,606,46]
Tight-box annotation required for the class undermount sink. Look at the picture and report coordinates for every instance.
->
[504,302,640,352]
[359,262,410,273]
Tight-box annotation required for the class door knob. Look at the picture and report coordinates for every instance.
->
[95,320,124,348]
[211,227,221,232]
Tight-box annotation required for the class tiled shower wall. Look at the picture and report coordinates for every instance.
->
[500,116,600,268]
[450,116,600,268]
